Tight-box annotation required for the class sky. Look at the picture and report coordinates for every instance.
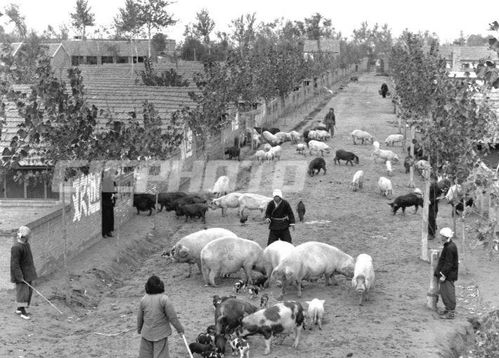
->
[2,0,498,43]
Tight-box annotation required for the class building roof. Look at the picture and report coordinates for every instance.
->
[303,39,340,53]
[439,45,499,61]
[61,39,176,57]
[0,61,203,166]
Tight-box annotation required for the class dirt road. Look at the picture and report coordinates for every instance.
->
[1,72,497,358]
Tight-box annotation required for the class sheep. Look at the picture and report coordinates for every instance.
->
[268,145,282,160]
[212,176,230,198]
[289,131,301,144]
[351,170,364,192]
[307,140,331,156]
[351,129,374,145]
[262,131,280,146]
[263,143,272,152]
[255,150,266,163]
[384,134,404,147]
[307,130,319,140]
[296,143,306,155]
[386,160,393,176]
[378,177,393,197]
[315,130,331,141]
[275,132,291,143]
[372,145,400,163]
[264,151,274,162]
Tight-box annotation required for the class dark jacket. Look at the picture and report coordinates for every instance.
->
[324,111,336,125]
[429,182,443,206]
[265,199,296,231]
[434,240,459,282]
[10,241,38,283]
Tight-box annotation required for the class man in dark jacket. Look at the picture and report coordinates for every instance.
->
[265,189,296,246]
[10,226,38,320]
[428,175,443,240]
[102,168,117,238]
[434,227,459,319]
[324,108,336,137]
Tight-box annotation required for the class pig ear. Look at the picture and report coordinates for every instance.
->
[305,301,311,305]
[177,245,189,258]
[320,300,325,304]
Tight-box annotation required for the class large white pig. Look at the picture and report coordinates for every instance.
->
[238,193,272,217]
[271,241,355,299]
[164,228,238,277]
[200,236,266,287]
[262,240,295,288]
[352,253,375,305]
[209,192,243,216]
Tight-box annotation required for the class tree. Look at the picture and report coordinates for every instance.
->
[151,32,167,54]
[70,0,95,40]
[230,13,257,56]
[193,9,215,55]
[4,4,27,40]
[466,34,488,46]
[138,0,176,57]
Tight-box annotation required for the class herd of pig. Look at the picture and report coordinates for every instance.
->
[162,228,375,357]
[135,121,470,356]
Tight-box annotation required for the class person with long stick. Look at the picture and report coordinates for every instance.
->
[137,275,185,358]
[10,226,37,320]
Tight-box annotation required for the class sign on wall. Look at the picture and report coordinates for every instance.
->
[72,173,101,222]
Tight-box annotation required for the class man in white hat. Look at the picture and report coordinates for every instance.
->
[264,189,296,246]
[10,226,38,320]
[434,227,459,319]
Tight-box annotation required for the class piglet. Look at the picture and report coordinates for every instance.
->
[229,337,250,358]
[306,298,325,330]
[189,342,215,356]
[352,254,375,305]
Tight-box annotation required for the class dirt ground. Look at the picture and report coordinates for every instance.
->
[1,73,498,358]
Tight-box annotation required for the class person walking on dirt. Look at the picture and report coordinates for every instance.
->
[265,189,296,246]
[137,275,185,358]
[10,226,37,320]
[434,227,459,320]
[324,108,336,137]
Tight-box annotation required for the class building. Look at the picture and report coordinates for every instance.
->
[62,39,176,66]
[439,45,499,78]
[303,38,340,59]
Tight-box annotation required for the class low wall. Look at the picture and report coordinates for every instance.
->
[26,173,134,278]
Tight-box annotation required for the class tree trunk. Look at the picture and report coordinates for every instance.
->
[62,183,71,304]
[426,249,440,310]
[82,26,86,40]
[421,174,431,262]
[408,126,415,188]
[148,27,152,58]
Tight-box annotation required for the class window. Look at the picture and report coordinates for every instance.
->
[117,56,129,64]
[101,56,114,64]
[87,56,98,65]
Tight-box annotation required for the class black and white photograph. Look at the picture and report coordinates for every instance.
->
[1,0,498,357]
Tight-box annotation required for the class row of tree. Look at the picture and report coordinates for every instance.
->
[389,26,499,262]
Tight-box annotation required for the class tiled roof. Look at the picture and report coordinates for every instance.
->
[439,45,499,61]
[0,62,204,165]
[303,39,340,53]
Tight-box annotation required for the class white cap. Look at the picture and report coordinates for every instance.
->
[272,189,283,198]
[439,227,454,238]
[18,226,31,238]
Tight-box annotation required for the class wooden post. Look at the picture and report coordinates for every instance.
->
[421,172,431,262]
[426,249,440,310]
[61,182,71,304]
